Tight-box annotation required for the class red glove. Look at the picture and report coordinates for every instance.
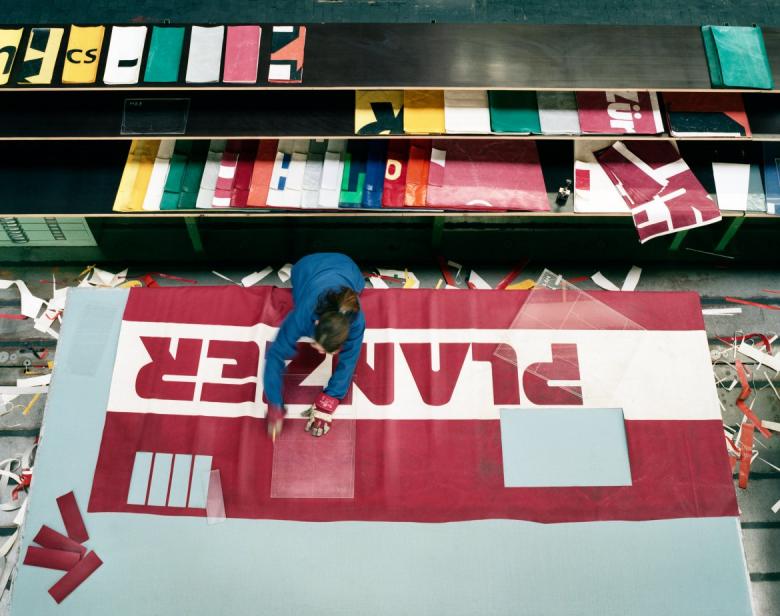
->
[303,392,339,437]
[266,404,286,440]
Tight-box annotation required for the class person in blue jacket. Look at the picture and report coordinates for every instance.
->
[264,253,366,439]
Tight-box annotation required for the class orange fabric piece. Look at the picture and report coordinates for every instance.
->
[404,140,432,207]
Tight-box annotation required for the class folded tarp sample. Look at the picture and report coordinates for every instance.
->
[223,25,261,84]
[186,26,224,83]
[596,141,721,242]
[195,140,227,208]
[18,27,64,84]
[246,139,278,207]
[143,139,175,211]
[383,140,411,207]
[355,90,404,135]
[339,140,368,208]
[318,139,346,209]
[663,92,751,137]
[702,25,774,89]
[362,140,388,208]
[403,90,445,134]
[573,140,629,213]
[62,26,105,84]
[425,140,549,211]
[444,90,491,134]
[268,25,306,83]
[301,140,327,208]
[143,26,185,83]
[112,140,160,212]
[488,91,541,134]
[712,161,765,212]
[103,26,147,84]
[763,142,780,214]
[0,28,23,85]
[160,140,209,210]
[537,91,581,135]
[267,139,309,208]
[577,91,663,134]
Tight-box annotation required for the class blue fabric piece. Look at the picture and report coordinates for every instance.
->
[500,408,631,487]
[126,451,153,505]
[168,454,193,508]
[187,455,212,508]
[361,140,388,208]
[10,288,753,616]
[147,453,173,506]
[763,142,780,215]
[263,253,366,406]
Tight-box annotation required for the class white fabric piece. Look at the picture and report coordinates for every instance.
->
[620,266,642,291]
[369,276,389,289]
[702,308,742,315]
[591,272,621,291]
[196,141,227,209]
[186,26,225,83]
[772,499,780,514]
[241,267,273,287]
[267,141,309,207]
[762,420,780,433]
[16,374,51,388]
[713,162,750,212]
[737,341,780,372]
[468,271,491,289]
[537,91,581,135]
[0,280,44,318]
[211,271,239,285]
[444,90,491,134]
[143,140,175,211]
[573,141,630,213]
[103,26,147,84]
[277,263,293,283]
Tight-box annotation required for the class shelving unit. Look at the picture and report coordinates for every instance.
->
[1,23,779,263]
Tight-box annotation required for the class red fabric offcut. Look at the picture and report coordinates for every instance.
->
[735,360,772,439]
[56,491,89,543]
[725,297,780,311]
[48,551,103,604]
[738,423,754,489]
[33,526,86,556]
[495,259,529,290]
[24,546,81,571]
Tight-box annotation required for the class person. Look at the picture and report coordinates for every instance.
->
[264,253,365,439]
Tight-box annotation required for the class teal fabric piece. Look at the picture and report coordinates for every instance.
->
[160,151,187,210]
[488,90,541,133]
[178,140,209,209]
[500,408,631,487]
[702,25,774,89]
[9,288,753,616]
[143,26,185,83]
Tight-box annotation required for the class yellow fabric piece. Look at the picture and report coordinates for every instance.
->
[62,25,105,84]
[0,29,23,85]
[113,141,161,212]
[20,27,64,84]
[403,90,445,134]
[506,279,536,291]
[354,90,404,134]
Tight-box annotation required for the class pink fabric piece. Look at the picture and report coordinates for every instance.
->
[596,141,721,243]
[424,140,549,211]
[223,26,261,83]
[577,91,663,134]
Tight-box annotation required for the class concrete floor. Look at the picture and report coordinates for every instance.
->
[0,262,778,615]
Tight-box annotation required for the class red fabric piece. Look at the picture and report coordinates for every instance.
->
[382,140,410,207]
[725,297,780,311]
[425,140,549,211]
[716,333,772,353]
[140,274,159,288]
[121,287,708,331]
[48,551,103,604]
[33,526,86,556]
[89,413,737,523]
[56,491,89,543]
[404,139,431,206]
[495,260,529,290]
[222,25,261,83]
[738,423,754,489]
[576,91,663,134]
[247,140,278,207]
[735,360,772,438]
[24,546,81,571]
[0,314,27,320]
[436,256,458,286]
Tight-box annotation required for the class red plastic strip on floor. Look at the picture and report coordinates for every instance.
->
[566,275,590,284]
[150,273,199,284]
[724,297,780,311]
[48,551,103,604]
[33,526,87,556]
[495,259,529,290]
[56,491,89,543]
[738,423,754,489]
[435,256,458,287]
[140,274,159,288]
[734,360,772,439]
[24,546,81,571]
[0,313,27,320]
[717,333,771,353]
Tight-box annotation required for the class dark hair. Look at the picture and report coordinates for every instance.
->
[314,287,360,353]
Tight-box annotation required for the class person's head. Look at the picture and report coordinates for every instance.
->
[313,287,360,354]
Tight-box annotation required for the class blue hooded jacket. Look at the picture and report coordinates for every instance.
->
[263,253,366,406]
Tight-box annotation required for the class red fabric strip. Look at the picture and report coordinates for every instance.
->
[121,287,707,331]
[735,360,772,438]
[435,256,458,287]
[89,413,737,524]
[24,546,81,571]
[495,259,529,290]
[717,333,771,353]
[33,526,86,556]
[725,297,780,311]
[56,491,89,544]
[48,551,103,604]
[0,314,26,320]
[738,423,754,489]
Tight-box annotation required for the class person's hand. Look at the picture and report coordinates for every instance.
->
[267,404,286,441]
[302,392,339,437]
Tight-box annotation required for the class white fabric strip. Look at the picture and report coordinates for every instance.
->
[143,140,175,211]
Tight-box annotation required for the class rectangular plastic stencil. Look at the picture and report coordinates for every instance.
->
[271,418,356,498]
[500,408,632,487]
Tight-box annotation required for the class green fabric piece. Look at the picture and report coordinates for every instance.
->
[144,26,185,83]
[338,152,365,207]
[488,91,541,133]
[178,141,209,209]
[701,26,774,89]
[160,153,186,210]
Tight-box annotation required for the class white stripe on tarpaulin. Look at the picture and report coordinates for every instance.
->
[106,321,719,421]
